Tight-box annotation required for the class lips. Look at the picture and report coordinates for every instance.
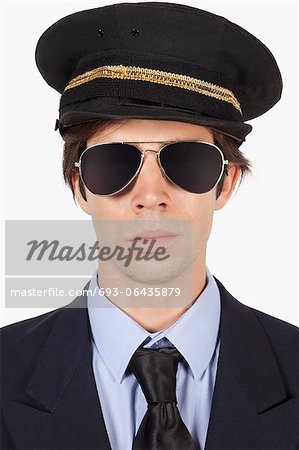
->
[126,228,178,241]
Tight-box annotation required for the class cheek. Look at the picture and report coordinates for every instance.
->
[186,192,216,240]
[86,192,127,220]
[177,189,215,217]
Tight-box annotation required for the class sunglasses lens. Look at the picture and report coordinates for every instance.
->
[159,142,224,193]
[80,144,142,195]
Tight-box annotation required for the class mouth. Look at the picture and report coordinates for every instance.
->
[126,229,179,241]
[126,229,179,253]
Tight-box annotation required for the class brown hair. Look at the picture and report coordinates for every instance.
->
[61,119,252,202]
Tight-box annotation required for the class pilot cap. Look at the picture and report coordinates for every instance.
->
[35,1,283,146]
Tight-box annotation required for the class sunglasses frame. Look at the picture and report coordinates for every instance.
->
[74,140,229,196]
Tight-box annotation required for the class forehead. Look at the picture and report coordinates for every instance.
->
[87,119,214,146]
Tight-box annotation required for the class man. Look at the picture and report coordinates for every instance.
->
[1,2,298,450]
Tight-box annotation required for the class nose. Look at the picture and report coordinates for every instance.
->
[130,148,170,214]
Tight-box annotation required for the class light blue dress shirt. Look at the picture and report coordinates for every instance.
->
[87,266,221,450]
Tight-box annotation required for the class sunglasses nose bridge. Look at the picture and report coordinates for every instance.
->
[141,148,167,179]
[143,148,159,156]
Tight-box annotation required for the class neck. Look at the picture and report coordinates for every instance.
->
[97,251,207,333]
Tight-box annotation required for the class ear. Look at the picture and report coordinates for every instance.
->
[214,164,240,210]
[71,171,91,215]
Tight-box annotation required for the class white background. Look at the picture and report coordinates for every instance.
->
[1,1,298,326]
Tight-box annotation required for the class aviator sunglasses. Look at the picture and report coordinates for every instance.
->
[74,141,229,196]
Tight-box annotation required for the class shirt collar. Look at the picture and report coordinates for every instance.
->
[87,266,220,383]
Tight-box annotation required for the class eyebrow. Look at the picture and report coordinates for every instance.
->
[119,141,176,144]
[87,139,213,150]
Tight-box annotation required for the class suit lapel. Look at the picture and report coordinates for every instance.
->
[2,285,112,450]
[205,276,288,449]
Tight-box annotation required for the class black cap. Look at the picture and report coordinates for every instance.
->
[35,2,283,146]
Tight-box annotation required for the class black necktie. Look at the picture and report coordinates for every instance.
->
[128,346,197,450]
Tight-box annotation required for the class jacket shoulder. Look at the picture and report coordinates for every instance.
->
[249,306,299,392]
[1,307,63,346]
[249,306,299,342]
[1,308,64,393]
[1,289,87,389]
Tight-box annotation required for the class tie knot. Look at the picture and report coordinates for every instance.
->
[128,346,182,404]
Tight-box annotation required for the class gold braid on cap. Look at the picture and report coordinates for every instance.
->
[64,64,242,115]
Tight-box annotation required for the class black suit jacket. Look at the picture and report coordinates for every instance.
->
[1,276,299,450]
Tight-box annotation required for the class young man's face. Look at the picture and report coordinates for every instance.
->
[73,119,240,278]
